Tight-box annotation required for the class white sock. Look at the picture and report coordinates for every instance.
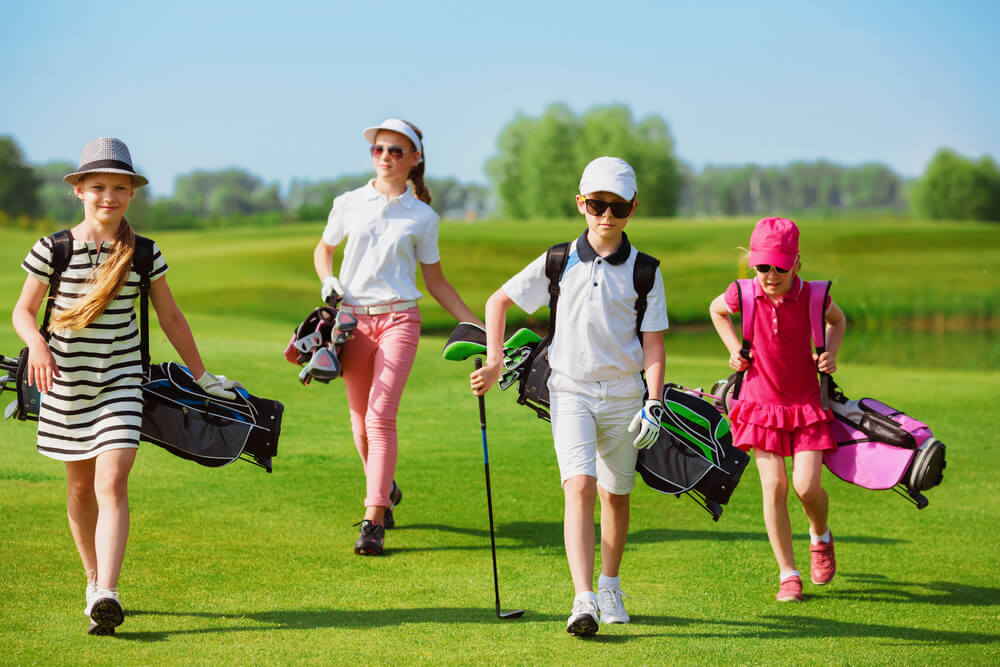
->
[598,574,620,591]
[810,528,831,544]
[575,591,598,604]
[779,570,800,582]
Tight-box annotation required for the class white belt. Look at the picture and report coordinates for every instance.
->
[340,300,418,315]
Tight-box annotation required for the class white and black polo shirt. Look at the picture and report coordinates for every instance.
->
[502,231,668,382]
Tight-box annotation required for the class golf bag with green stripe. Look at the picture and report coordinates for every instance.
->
[636,384,750,521]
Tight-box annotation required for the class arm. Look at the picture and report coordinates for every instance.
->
[469,288,513,396]
[420,261,484,326]
[11,276,59,392]
[313,238,337,281]
[642,330,665,401]
[709,293,749,371]
[148,276,207,379]
[815,301,846,374]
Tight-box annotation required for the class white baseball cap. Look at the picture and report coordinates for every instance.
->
[579,156,636,200]
[363,118,423,163]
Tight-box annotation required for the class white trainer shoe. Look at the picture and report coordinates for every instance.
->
[89,589,124,636]
[84,580,98,617]
[598,587,631,624]
[566,597,599,636]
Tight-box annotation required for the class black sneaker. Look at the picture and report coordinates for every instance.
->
[354,519,385,555]
[384,480,403,530]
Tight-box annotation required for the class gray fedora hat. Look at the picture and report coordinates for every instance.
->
[63,137,149,187]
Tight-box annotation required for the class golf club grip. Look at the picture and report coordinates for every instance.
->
[474,358,486,427]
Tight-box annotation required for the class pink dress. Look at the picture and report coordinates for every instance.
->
[724,278,836,456]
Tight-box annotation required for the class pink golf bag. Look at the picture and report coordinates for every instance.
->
[825,387,946,508]
[728,278,947,509]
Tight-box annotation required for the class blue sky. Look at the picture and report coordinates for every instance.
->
[3,1,997,198]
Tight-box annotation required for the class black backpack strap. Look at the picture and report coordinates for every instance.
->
[544,242,570,336]
[633,251,659,339]
[133,235,155,377]
[40,230,74,339]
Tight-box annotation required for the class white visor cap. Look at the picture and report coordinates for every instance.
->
[363,118,423,163]
[579,156,637,200]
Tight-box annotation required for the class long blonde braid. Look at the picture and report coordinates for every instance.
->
[50,218,136,331]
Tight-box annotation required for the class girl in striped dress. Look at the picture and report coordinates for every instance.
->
[11,137,239,635]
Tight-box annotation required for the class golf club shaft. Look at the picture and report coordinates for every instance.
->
[475,359,503,615]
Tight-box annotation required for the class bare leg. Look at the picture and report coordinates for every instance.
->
[755,450,796,573]
[597,485,630,578]
[65,458,98,580]
[93,448,137,590]
[563,474,597,594]
[792,449,829,536]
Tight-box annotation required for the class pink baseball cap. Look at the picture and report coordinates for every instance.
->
[748,217,799,270]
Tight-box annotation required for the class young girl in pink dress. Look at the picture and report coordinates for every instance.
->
[709,217,846,602]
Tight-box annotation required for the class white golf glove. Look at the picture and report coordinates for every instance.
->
[195,371,244,400]
[628,399,665,450]
[321,276,344,304]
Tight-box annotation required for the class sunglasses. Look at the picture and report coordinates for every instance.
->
[583,198,634,218]
[754,264,790,274]
[370,144,407,160]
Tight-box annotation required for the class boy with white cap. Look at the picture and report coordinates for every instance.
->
[471,157,668,636]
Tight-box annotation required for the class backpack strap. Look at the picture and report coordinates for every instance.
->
[808,280,832,410]
[633,251,659,339]
[133,235,155,377]
[730,279,756,401]
[39,230,75,340]
[544,242,570,336]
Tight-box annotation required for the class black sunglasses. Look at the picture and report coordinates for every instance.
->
[583,198,634,218]
[370,144,407,160]
[754,264,790,274]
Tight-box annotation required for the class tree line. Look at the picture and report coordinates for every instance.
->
[2,109,1000,227]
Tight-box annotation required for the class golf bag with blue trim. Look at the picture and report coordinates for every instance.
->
[141,362,282,473]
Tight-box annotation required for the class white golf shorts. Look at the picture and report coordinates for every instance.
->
[548,370,644,495]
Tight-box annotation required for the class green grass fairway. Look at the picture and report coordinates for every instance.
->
[1,222,998,663]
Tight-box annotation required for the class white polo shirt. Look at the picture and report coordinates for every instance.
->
[322,181,441,305]
[502,231,669,382]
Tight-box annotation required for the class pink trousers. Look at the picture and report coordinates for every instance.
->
[340,306,421,508]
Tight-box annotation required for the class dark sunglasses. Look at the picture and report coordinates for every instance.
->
[754,264,790,274]
[583,198,634,218]
[370,144,407,160]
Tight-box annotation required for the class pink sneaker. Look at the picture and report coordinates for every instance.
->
[810,533,836,585]
[776,575,803,602]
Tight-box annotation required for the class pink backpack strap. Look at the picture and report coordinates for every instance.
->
[809,280,832,409]
[808,280,831,350]
[735,279,756,346]
[731,279,757,401]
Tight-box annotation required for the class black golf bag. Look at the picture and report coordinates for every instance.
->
[636,384,751,521]
[141,362,283,473]
[0,348,41,421]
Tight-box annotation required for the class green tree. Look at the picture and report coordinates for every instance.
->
[34,161,78,223]
[912,148,1000,221]
[487,104,681,219]
[0,136,41,217]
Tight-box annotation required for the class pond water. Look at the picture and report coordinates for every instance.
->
[665,327,998,371]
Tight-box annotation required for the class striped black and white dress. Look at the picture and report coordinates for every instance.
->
[22,235,168,461]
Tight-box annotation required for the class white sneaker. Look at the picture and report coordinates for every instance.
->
[566,597,599,636]
[598,588,631,624]
[83,580,98,617]
[89,589,124,635]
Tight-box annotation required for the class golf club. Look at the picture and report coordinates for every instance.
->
[474,358,525,620]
